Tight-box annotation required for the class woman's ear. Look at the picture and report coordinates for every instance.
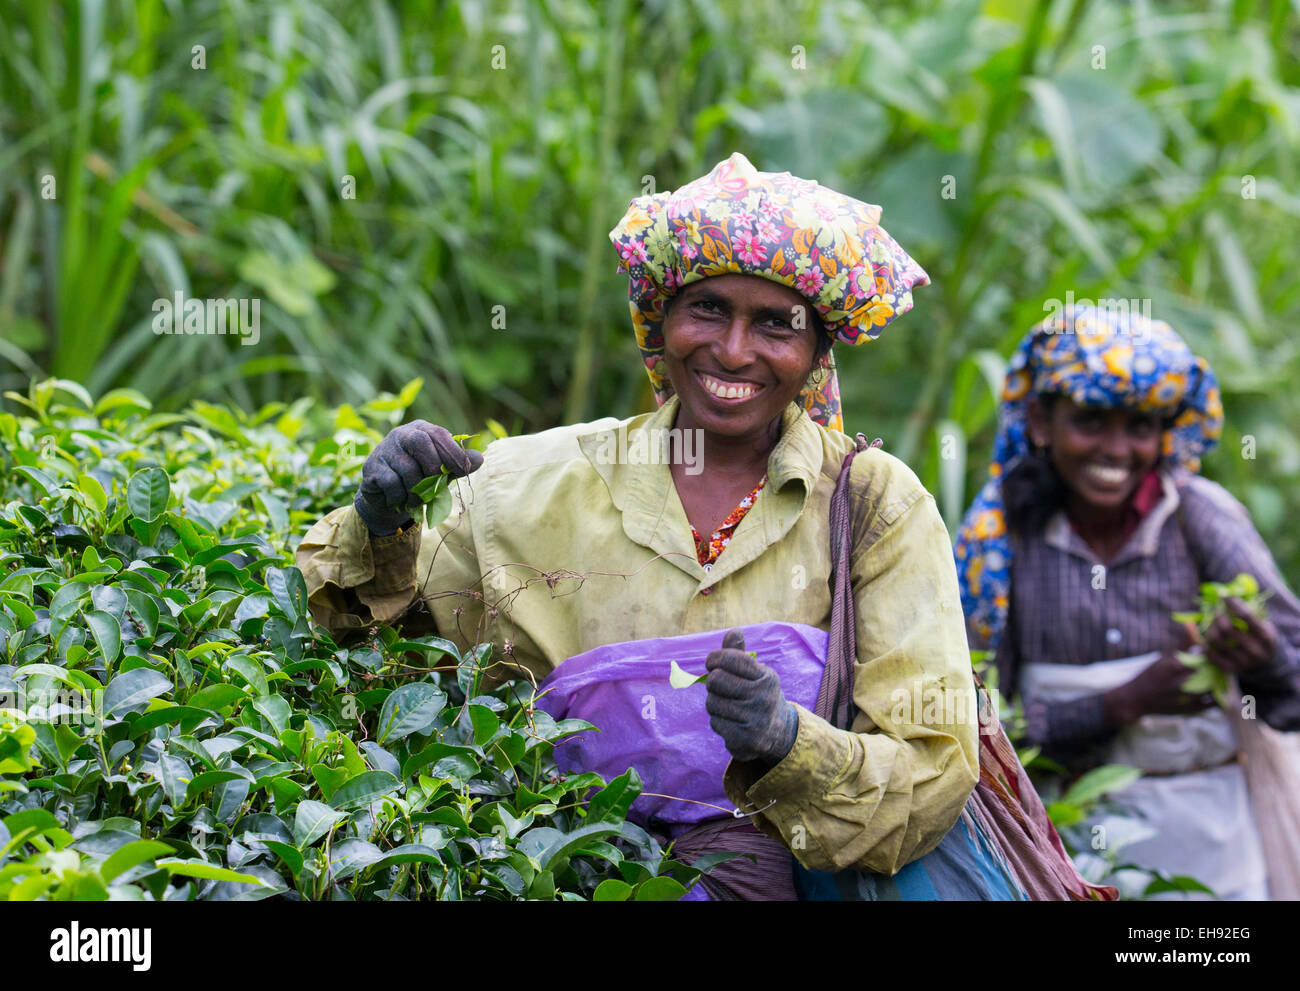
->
[1025,396,1050,451]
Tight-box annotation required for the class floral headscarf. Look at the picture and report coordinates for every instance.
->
[953,304,1225,652]
[608,152,929,432]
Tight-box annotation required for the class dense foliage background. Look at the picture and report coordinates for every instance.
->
[5,0,1292,900]
[2,0,1297,581]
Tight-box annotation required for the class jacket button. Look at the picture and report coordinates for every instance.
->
[700,587,712,596]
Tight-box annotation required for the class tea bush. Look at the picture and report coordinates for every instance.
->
[0,378,722,900]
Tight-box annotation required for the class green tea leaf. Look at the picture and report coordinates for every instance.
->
[330,770,401,810]
[100,840,175,882]
[293,800,347,849]
[1061,764,1141,806]
[157,860,265,885]
[377,684,447,743]
[104,668,173,716]
[669,660,707,689]
[593,878,633,901]
[633,876,688,901]
[126,467,170,522]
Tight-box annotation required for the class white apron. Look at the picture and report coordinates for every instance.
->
[1020,653,1268,900]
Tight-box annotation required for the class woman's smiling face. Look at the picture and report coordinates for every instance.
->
[1028,395,1164,512]
[661,274,823,443]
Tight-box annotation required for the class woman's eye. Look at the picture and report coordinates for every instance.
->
[1128,418,1159,437]
[1072,413,1104,432]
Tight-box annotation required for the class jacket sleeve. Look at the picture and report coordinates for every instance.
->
[724,456,980,875]
[295,479,486,648]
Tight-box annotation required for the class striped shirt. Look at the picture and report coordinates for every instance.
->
[993,469,1300,762]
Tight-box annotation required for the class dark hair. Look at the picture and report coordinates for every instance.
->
[1002,448,1070,537]
[1001,393,1067,536]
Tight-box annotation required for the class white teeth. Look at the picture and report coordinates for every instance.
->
[1086,464,1129,485]
[702,374,757,400]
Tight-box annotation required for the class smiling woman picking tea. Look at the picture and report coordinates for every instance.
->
[954,306,1300,899]
[298,155,1034,900]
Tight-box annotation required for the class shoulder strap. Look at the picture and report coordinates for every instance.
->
[816,433,881,731]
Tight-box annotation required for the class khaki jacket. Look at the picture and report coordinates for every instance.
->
[296,396,978,874]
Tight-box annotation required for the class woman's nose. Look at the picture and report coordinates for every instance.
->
[1099,424,1132,460]
[713,318,756,368]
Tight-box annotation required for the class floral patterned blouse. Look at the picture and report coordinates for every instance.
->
[689,473,768,571]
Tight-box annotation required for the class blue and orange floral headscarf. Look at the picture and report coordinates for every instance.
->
[608,152,929,432]
[953,304,1225,652]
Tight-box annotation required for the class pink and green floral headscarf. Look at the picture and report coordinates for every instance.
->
[608,152,929,432]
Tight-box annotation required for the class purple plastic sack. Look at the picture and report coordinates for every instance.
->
[536,622,827,828]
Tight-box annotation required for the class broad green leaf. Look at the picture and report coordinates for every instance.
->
[127,705,209,737]
[264,840,305,875]
[100,840,174,882]
[127,467,171,522]
[157,754,192,808]
[252,695,291,735]
[188,684,248,711]
[1046,801,1083,827]
[157,860,265,885]
[293,800,347,849]
[593,878,634,901]
[587,768,642,824]
[634,876,688,901]
[1061,764,1142,807]
[402,741,479,779]
[2,808,63,839]
[374,844,442,868]
[410,474,445,503]
[225,654,268,696]
[104,668,173,716]
[410,473,453,528]
[327,838,384,881]
[519,822,624,870]
[330,770,401,809]
[84,609,122,666]
[77,473,107,514]
[49,582,90,623]
[265,567,308,625]
[466,703,499,746]
[185,769,250,801]
[1144,874,1216,896]
[377,684,447,744]
[214,776,251,822]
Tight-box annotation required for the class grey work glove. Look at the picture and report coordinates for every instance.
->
[354,420,484,536]
[705,629,799,766]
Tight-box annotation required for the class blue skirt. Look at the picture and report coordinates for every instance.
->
[794,807,1028,901]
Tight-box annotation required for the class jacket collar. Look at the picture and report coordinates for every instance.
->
[577,396,824,587]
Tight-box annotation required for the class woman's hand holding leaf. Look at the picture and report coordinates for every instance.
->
[1103,650,1217,727]
[703,630,798,767]
[1204,596,1278,676]
[354,421,483,535]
